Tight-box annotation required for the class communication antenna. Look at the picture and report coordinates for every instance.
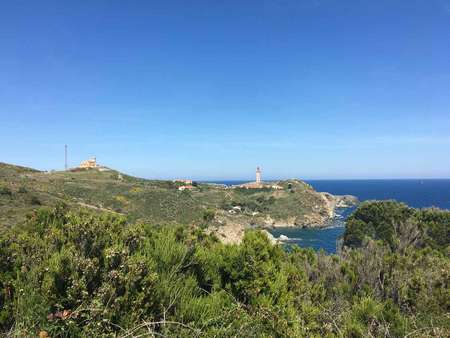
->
[65,144,68,171]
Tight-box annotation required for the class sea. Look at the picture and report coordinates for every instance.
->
[207,179,450,253]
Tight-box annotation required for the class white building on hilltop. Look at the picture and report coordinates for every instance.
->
[256,166,262,183]
[79,157,98,169]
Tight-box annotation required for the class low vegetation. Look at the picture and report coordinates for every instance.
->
[0,201,448,337]
[0,163,345,231]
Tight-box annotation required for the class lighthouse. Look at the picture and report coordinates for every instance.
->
[256,166,262,183]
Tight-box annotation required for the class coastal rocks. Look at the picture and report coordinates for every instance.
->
[320,193,337,219]
[261,231,289,245]
[210,225,282,246]
[207,179,358,245]
[261,216,302,228]
[207,221,245,244]
[320,192,359,220]
[262,213,334,229]
[262,230,279,245]
[334,194,359,208]
[264,215,276,226]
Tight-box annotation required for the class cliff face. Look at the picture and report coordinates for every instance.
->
[318,192,359,223]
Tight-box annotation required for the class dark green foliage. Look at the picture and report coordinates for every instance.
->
[344,201,450,252]
[0,205,448,337]
[0,186,12,197]
[17,186,28,194]
[416,208,450,251]
[227,195,276,213]
[202,208,215,223]
[344,201,413,249]
[233,187,273,194]
[29,195,42,205]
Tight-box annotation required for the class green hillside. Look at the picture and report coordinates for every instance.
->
[0,163,448,337]
[0,163,352,234]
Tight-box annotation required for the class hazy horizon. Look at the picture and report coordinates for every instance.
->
[1,1,450,179]
[4,160,450,181]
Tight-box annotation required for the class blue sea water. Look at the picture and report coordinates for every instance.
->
[207,179,450,253]
[307,179,450,210]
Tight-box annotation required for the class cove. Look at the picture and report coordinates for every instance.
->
[268,207,355,254]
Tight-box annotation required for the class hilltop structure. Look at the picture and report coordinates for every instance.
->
[235,166,265,189]
[79,157,99,169]
[234,167,283,190]
[256,166,262,183]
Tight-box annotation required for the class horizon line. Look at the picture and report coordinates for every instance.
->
[198,177,450,182]
[2,161,450,181]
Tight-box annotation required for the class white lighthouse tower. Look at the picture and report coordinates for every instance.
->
[256,166,262,184]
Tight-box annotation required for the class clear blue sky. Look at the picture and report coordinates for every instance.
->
[1,0,449,180]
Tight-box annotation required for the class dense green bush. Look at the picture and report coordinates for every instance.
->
[343,200,450,252]
[29,195,42,205]
[17,186,28,194]
[202,208,215,223]
[0,203,448,337]
[0,186,12,197]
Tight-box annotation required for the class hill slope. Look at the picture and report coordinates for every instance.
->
[0,162,357,241]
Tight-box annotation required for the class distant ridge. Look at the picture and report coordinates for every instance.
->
[0,162,357,244]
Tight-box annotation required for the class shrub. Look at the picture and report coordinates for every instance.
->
[18,186,28,193]
[0,186,12,197]
[202,209,215,223]
[29,195,42,205]
[343,201,450,253]
[0,205,448,337]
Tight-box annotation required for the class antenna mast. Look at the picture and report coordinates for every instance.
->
[65,144,68,171]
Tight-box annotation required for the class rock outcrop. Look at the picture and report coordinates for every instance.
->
[208,180,359,244]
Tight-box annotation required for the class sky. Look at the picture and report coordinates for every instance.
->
[1,0,450,180]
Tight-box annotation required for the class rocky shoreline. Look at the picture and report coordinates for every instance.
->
[254,193,358,229]
[209,188,359,244]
